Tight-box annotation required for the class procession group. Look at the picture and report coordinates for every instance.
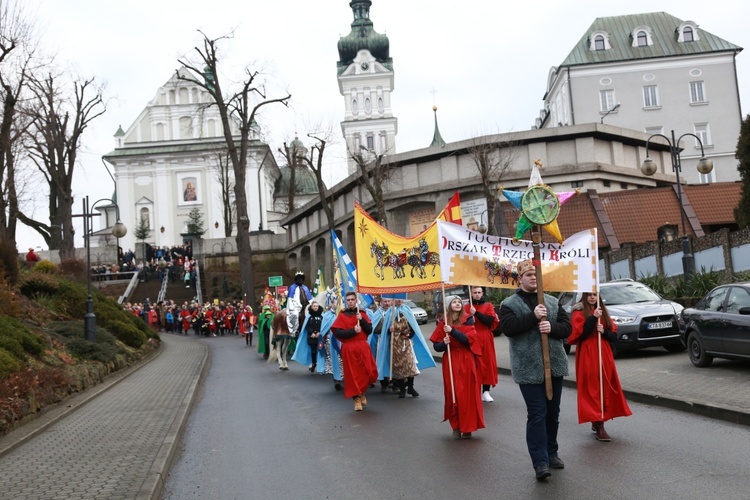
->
[244,265,633,481]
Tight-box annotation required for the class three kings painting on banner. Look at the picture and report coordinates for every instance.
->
[355,201,598,295]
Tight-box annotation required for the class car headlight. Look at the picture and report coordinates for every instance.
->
[611,315,636,324]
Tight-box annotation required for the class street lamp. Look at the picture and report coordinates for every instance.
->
[74,196,127,341]
[641,130,713,277]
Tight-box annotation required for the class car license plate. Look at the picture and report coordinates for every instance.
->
[647,321,672,330]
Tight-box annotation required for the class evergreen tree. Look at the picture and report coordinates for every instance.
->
[185,208,206,236]
[735,115,750,229]
[133,217,150,261]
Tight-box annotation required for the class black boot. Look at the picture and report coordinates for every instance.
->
[407,377,419,397]
[398,380,406,398]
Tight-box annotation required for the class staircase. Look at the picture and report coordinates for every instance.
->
[128,275,164,304]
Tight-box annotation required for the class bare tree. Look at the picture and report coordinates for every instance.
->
[212,150,235,237]
[278,139,304,216]
[467,136,518,233]
[349,146,393,228]
[19,73,106,260]
[177,31,290,300]
[301,130,337,231]
[0,0,36,245]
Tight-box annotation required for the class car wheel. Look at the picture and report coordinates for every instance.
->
[687,332,713,367]
[663,341,687,353]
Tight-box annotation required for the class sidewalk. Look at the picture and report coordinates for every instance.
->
[456,335,750,426]
[0,334,207,500]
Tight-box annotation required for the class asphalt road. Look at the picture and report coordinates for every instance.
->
[162,336,750,500]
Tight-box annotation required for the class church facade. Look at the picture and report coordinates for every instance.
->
[103,68,283,254]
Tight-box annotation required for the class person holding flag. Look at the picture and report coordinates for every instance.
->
[430,295,484,439]
[499,259,571,481]
[569,292,632,442]
[331,292,378,412]
[466,286,500,403]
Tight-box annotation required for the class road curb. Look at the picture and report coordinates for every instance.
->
[137,340,210,500]
[434,359,750,428]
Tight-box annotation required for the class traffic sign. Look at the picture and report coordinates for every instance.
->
[268,275,283,287]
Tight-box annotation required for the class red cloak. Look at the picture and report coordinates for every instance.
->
[465,301,498,387]
[430,320,485,433]
[332,310,378,398]
[569,310,633,424]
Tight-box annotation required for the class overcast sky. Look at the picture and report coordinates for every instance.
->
[19,0,750,251]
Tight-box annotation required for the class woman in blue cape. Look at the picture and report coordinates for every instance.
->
[376,298,436,397]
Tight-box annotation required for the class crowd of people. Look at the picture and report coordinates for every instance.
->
[123,262,632,482]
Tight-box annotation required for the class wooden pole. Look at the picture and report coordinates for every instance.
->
[389,304,395,381]
[532,227,553,400]
[442,283,457,407]
[597,295,605,420]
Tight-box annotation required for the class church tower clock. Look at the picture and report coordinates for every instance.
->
[337,0,397,175]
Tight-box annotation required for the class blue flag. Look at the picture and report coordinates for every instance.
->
[331,229,373,310]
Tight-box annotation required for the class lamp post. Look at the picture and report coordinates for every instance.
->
[641,130,714,278]
[73,196,127,341]
[477,210,489,234]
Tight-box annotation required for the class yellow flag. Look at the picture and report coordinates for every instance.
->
[354,202,443,294]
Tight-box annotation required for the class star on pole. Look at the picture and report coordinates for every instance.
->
[502,159,578,243]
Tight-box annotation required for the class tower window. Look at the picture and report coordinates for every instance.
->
[366,135,375,150]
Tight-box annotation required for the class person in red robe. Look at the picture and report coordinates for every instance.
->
[331,292,378,412]
[568,292,632,442]
[465,286,499,403]
[430,295,485,439]
[179,306,192,335]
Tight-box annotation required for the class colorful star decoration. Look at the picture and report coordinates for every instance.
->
[502,160,578,243]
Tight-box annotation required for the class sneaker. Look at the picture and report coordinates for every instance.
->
[353,396,363,412]
[534,464,551,481]
[481,391,494,402]
[549,456,565,469]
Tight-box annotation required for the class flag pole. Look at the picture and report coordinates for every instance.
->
[389,304,395,381]
[531,226,553,400]
[441,283,457,412]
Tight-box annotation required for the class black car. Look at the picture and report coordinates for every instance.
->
[681,283,750,367]
[558,280,686,357]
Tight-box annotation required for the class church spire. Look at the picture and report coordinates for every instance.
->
[430,105,446,148]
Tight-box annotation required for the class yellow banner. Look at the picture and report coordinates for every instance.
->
[355,202,443,293]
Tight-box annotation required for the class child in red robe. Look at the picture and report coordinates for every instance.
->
[569,292,632,441]
[430,295,485,439]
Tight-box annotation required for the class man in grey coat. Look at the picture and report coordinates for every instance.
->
[499,259,571,481]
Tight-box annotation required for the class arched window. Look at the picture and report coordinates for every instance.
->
[352,98,358,114]
[683,27,694,42]
[594,35,605,51]
[637,31,648,47]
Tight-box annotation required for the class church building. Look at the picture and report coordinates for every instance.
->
[103,68,282,253]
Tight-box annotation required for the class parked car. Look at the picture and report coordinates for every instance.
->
[432,287,470,323]
[404,299,428,325]
[558,280,686,357]
[681,283,750,367]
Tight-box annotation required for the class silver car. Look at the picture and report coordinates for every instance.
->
[404,300,428,325]
[558,280,686,357]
